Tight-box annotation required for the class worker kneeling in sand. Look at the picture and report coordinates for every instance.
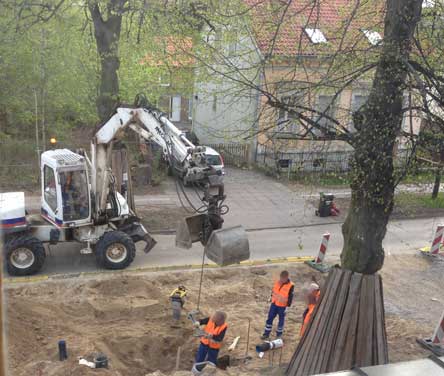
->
[300,282,321,337]
[261,270,294,340]
[193,311,228,367]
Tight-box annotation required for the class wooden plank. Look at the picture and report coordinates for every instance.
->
[287,267,339,375]
[286,267,336,373]
[355,275,375,367]
[337,274,362,371]
[298,267,343,376]
[306,269,346,375]
[316,269,353,374]
[330,272,363,371]
[378,275,389,363]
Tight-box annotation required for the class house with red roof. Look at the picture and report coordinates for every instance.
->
[192,0,422,162]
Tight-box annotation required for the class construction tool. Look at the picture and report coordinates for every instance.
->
[255,338,284,359]
[228,336,240,351]
[187,311,206,337]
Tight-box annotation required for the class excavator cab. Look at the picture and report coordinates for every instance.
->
[41,149,91,227]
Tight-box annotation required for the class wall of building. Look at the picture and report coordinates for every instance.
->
[193,32,261,155]
[255,59,421,153]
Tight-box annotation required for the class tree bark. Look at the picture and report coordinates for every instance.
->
[432,167,441,199]
[89,1,125,122]
[341,0,423,274]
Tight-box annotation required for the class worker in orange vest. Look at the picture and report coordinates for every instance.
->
[194,311,228,366]
[300,282,321,337]
[261,270,294,339]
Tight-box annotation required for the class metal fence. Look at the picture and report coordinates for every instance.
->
[256,147,353,173]
[256,146,412,174]
[207,142,412,174]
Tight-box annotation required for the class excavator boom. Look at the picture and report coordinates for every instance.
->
[91,98,250,266]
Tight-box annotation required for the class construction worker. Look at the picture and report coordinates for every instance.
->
[193,311,228,367]
[300,282,321,337]
[170,285,187,320]
[261,270,294,339]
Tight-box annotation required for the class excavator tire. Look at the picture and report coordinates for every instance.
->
[5,234,46,276]
[95,231,136,270]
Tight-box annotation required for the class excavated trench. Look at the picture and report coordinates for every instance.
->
[5,257,443,375]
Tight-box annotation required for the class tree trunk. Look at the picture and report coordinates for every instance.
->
[432,167,441,199]
[89,2,124,122]
[286,2,423,375]
[341,0,423,274]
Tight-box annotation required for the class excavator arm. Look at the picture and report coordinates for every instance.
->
[89,96,249,265]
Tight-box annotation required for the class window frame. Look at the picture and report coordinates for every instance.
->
[313,94,338,135]
[43,165,58,213]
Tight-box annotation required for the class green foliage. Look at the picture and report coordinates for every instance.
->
[0,5,98,136]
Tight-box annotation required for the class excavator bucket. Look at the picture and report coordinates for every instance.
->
[175,214,205,249]
[204,225,250,266]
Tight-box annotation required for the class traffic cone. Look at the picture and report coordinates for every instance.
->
[417,309,444,356]
[305,233,331,273]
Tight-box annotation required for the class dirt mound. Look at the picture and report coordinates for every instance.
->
[5,255,443,375]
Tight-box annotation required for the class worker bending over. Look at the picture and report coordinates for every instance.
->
[194,311,228,366]
[300,282,321,337]
[261,270,294,339]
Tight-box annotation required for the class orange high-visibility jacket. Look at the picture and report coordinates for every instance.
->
[271,280,295,307]
[300,304,316,336]
[201,320,228,349]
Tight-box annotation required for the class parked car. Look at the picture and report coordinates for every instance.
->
[204,146,225,176]
[182,146,224,187]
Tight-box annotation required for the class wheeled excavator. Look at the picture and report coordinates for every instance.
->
[0,96,250,276]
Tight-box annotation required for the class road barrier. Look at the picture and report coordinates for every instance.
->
[432,310,444,344]
[417,309,444,356]
[420,225,444,256]
[305,232,331,273]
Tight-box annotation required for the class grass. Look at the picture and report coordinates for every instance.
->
[289,172,351,187]
[396,191,444,209]
[287,170,436,188]
[397,171,436,185]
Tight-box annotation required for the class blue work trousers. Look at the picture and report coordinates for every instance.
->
[263,303,286,336]
[195,343,219,365]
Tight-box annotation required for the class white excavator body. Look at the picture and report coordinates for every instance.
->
[1,96,249,276]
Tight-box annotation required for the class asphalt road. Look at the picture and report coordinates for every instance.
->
[32,216,439,277]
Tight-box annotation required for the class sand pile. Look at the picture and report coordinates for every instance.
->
[4,255,443,375]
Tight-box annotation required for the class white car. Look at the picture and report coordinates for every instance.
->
[182,146,224,186]
[204,147,225,176]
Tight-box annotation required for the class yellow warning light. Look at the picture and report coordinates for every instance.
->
[50,137,57,145]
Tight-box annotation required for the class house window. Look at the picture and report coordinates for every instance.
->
[158,96,171,115]
[350,92,369,131]
[402,93,413,132]
[212,95,217,112]
[158,72,171,87]
[313,95,337,134]
[228,42,237,56]
[304,28,327,44]
[188,97,193,120]
[171,95,181,122]
[277,94,303,133]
